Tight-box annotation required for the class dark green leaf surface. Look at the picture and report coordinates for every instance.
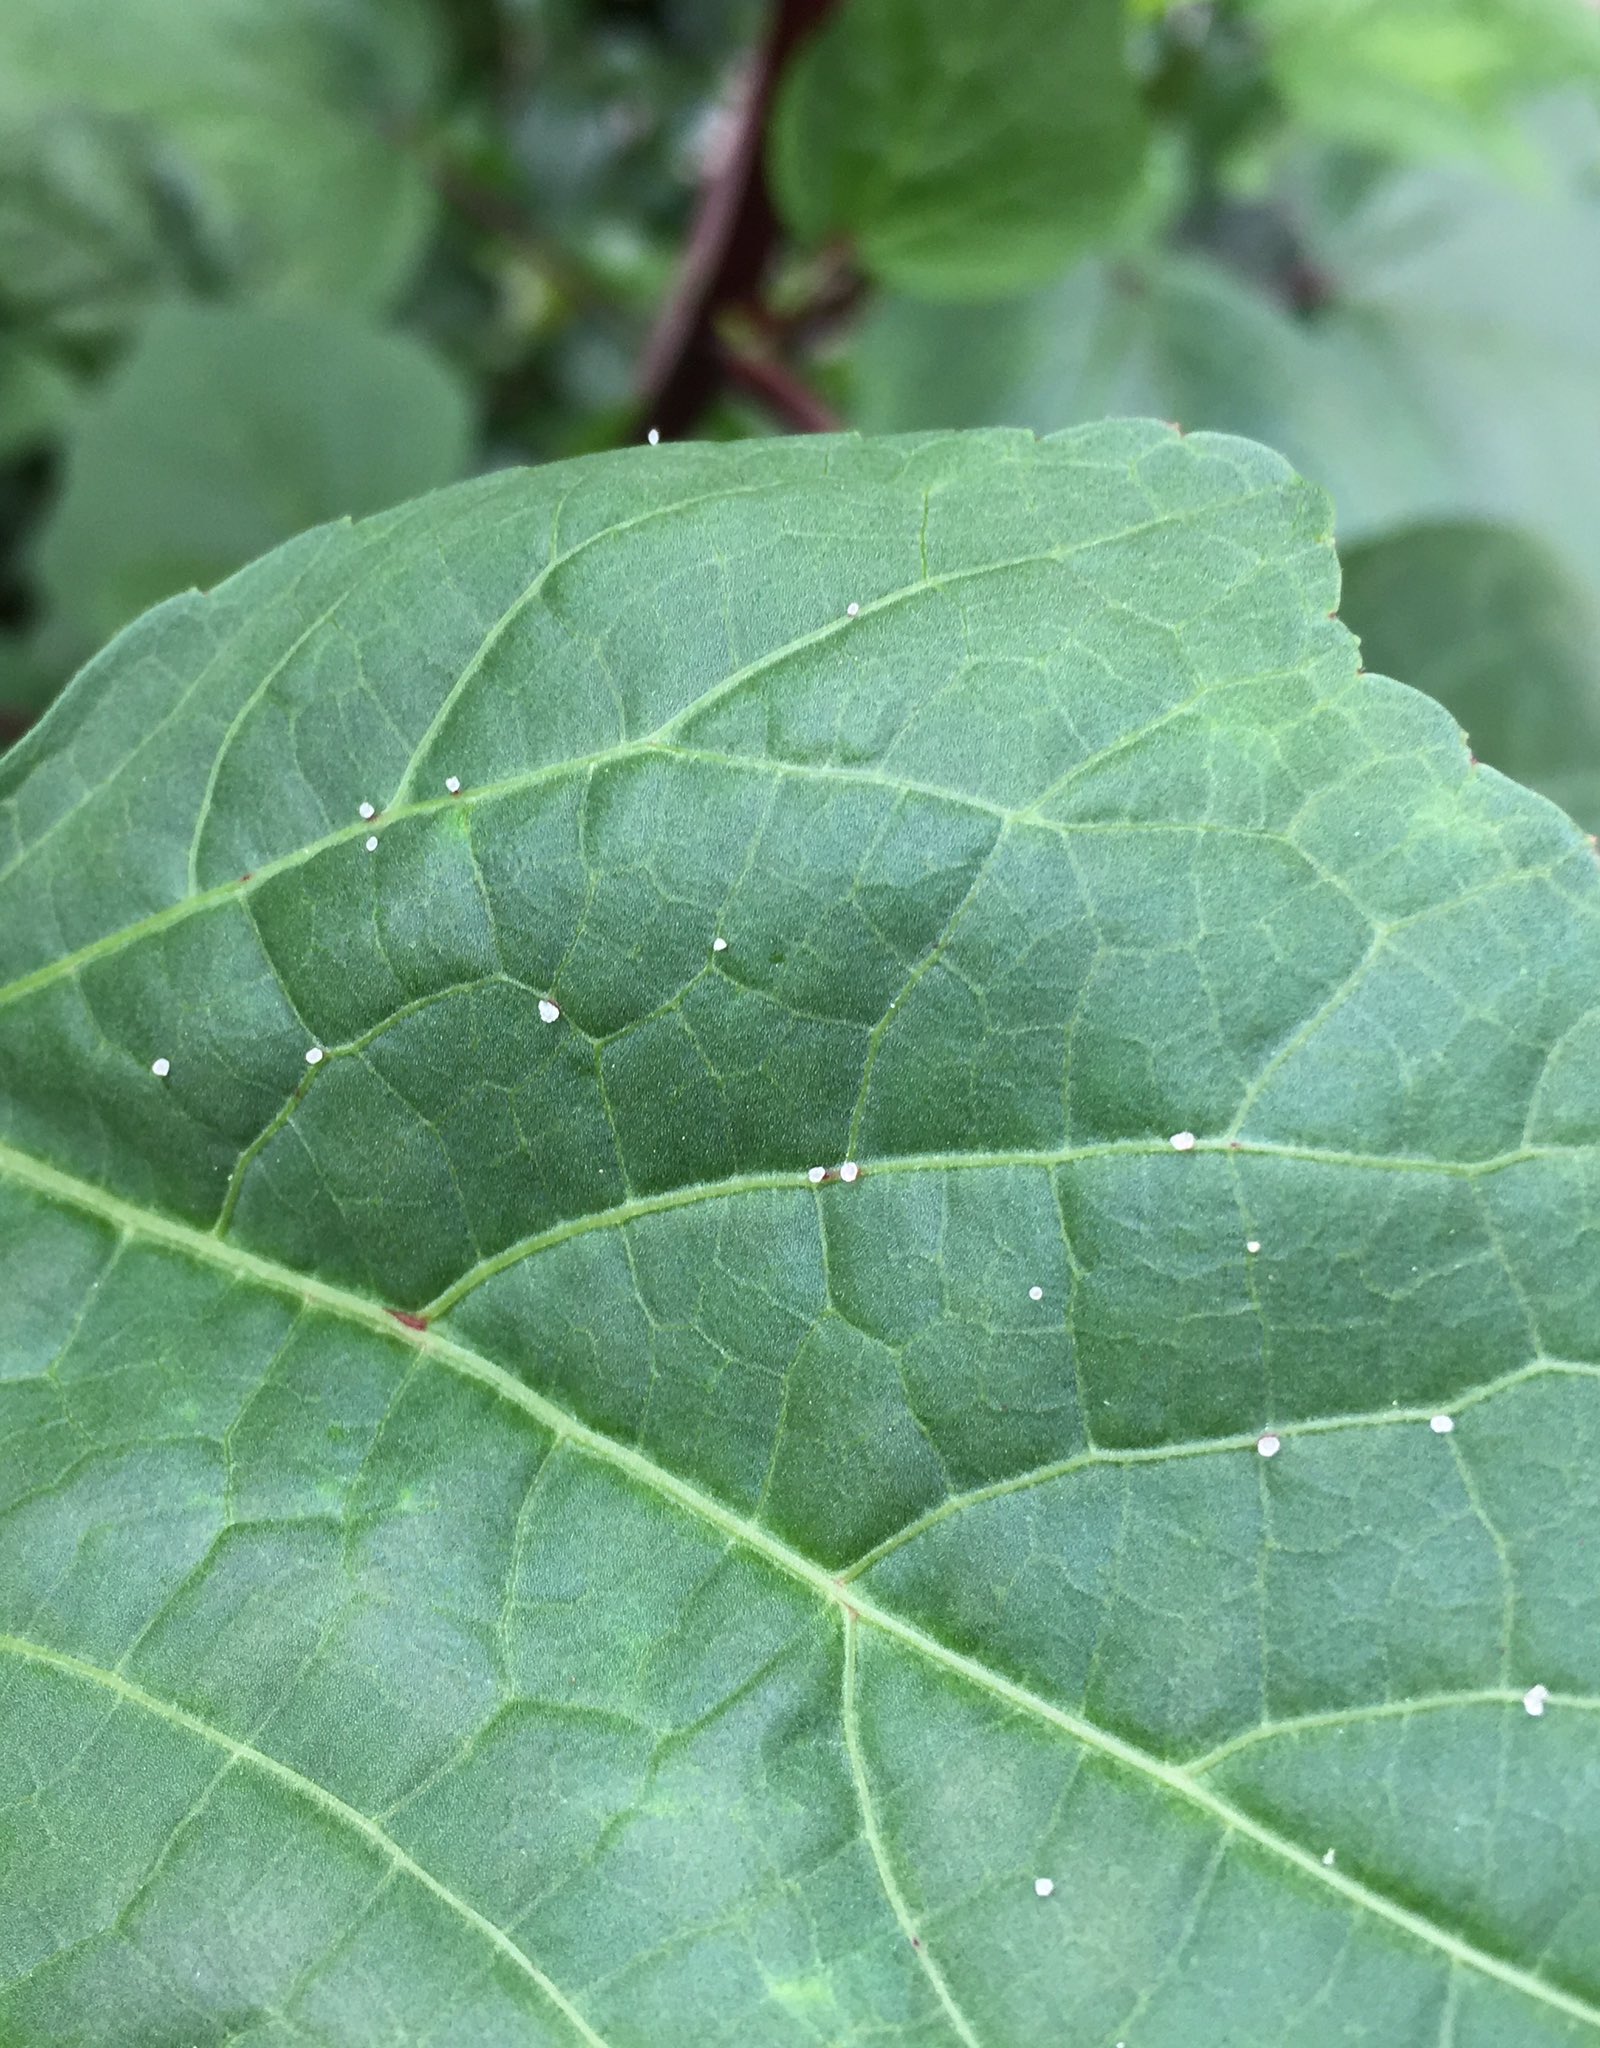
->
[36,304,474,648]
[2,425,1599,2045]
[770,0,1147,298]
[1341,521,1600,832]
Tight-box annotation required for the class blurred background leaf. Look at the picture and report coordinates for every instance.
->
[0,0,443,336]
[4,0,1600,825]
[1339,519,1600,830]
[769,0,1150,297]
[1239,0,1600,165]
[34,304,474,651]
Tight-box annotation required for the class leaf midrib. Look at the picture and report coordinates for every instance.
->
[3,1135,1598,2030]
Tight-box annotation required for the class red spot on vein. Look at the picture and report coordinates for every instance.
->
[238,873,253,884]
[386,1308,429,1331]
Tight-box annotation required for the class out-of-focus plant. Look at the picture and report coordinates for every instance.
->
[3,0,1599,814]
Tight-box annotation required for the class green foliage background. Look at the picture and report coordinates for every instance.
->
[3,0,1600,822]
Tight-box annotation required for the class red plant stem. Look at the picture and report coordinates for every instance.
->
[635,0,842,437]
[720,345,842,433]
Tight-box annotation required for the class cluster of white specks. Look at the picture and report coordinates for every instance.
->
[358,801,376,821]
[305,1046,325,1066]
[1257,1433,1281,1459]
[712,936,728,953]
[538,998,561,1025]
[150,1057,171,1079]
[1524,1684,1550,1718]
[1245,1239,1261,1255]
[807,1165,828,1185]
[1033,1877,1054,1899]
[1430,1414,1455,1435]
[1169,1130,1197,1152]
[1322,1849,1336,1868]
[646,426,661,446]
[365,836,379,853]
[839,1160,860,1184]
[1029,1285,1044,1302]
[445,775,462,795]
[845,601,861,618]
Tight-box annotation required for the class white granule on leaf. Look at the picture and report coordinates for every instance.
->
[305,1047,324,1066]
[839,1161,860,1184]
[1246,1239,1261,1254]
[358,801,376,820]
[1029,1285,1043,1301]
[845,602,860,618]
[1169,1130,1197,1151]
[1430,1414,1454,1434]
[538,999,560,1024]
[1033,1878,1053,1898]
[1524,1685,1550,1717]
[807,1166,827,1184]
[1257,1433,1281,1458]
[150,1057,170,1078]
[445,775,462,794]
[713,936,728,952]
[365,836,378,852]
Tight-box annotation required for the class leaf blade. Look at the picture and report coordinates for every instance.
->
[2,425,1598,2042]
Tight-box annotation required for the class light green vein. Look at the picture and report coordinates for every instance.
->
[840,1357,1600,1581]
[2,1136,1598,2031]
[0,1634,612,2048]
[417,1136,1589,1321]
[0,477,1305,1013]
[841,1614,983,2048]
[389,477,793,804]
[1190,1690,1600,1776]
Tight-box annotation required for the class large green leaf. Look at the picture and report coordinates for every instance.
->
[770,0,1148,298]
[2,424,1599,2043]
[0,0,441,330]
[35,303,475,650]
[1340,520,1600,832]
